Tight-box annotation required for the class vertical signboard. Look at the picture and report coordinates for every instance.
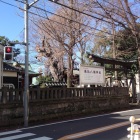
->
[80,65,105,85]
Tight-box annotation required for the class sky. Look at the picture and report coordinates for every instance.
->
[0,0,55,41]
[0,1,24,41]
[0,0,45,72]
[0,0,60,74]
[1,0,138,73]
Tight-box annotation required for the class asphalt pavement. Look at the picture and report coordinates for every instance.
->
[0,105,140,140]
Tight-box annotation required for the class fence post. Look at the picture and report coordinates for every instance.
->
[37,87,40,100]
[9,90,13,102]
[2,88,7,104]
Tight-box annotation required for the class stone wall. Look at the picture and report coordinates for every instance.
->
[0,94,129,128]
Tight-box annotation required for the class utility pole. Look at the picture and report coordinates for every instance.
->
[24,0,39,127]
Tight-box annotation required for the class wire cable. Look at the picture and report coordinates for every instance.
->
[103,0,139,19]
[0,0,128,40]
[15,0,122,37]
[48,0,140,33]
[0,0,98,39]
[47,0,120,26]
[0,0,22,9]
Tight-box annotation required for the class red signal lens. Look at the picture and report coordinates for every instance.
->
[6,47,12,53]
[4,46,13,60]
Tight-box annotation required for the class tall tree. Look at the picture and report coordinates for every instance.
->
[91,28,111,57]
[31,0,93,86]
[86,0,140,55]
[114,27,139,60]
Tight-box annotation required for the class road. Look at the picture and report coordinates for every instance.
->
[0,108,140,140]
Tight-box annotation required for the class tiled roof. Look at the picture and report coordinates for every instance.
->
[3,62,42,77]
[86,52,137,68]
[3,62,20,72]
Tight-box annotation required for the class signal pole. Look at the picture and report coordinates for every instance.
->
[24,0,39,127]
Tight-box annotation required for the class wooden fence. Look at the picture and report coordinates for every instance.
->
[0,87,129,104]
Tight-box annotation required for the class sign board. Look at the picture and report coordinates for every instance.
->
[80,65,105,85]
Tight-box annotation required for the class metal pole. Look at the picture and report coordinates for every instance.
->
[24,0,39,127]
[24,0,29,127]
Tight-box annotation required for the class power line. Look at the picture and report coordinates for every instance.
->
[29,8,120,41]
[0,0,99,39]
[1,0,128,42]
[86,0,139,29]
[47,0,120,26]
[15,0,123,37]
[104,0,139,19]
[0,0,22,9]
[31,7,113,35]
[86,0,139,20]
[0,0,128,47]
[95,0,139,30]
[1,0,139,37]
[0,0,131,40]
[13,28,25,41]
[48,0,140,33]
[29,11,94,37]
[0,0,115,39]
[0,0,25,41]
[1,0,137,68]
[15,0,121,37]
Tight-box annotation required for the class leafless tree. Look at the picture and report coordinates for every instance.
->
[87,0,140,57]
[30,0,93,86]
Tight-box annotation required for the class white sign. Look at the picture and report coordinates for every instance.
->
[80,65,105,85]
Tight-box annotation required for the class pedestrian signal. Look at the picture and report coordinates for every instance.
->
[4,46,13,60]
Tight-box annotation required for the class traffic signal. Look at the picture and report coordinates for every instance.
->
[4,46,13,60]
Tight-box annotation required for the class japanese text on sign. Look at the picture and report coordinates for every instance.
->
[80,65,105,85]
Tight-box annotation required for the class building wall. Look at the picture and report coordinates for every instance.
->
[3,71,17,77]
[3,71,18,88]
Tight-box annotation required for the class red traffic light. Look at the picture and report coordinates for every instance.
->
[4,46,13,60]
[5,47,12,53]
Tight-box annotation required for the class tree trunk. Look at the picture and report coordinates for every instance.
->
[138,47,140,100]
[67,54,73,87]
[67,0,74,88]
[49,65,59,82]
